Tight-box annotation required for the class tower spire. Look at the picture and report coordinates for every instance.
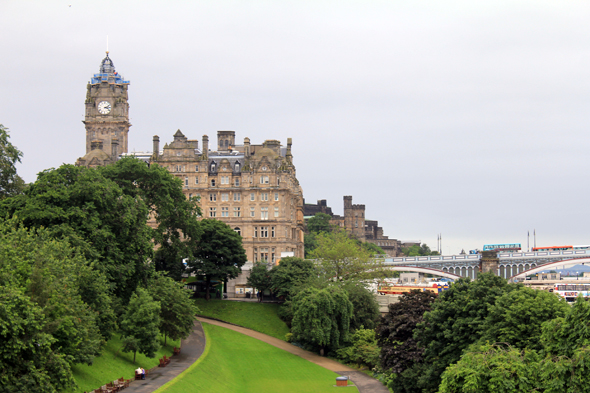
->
[106,35,109,55]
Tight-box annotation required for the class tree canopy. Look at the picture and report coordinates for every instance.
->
[100,158,202,279]
[187,218,247,300]
[121,287,161,363]
[291,286,353,356]
[306,213,333,233]
[0,164,154,301]
[0,124,25,199]
[309,230,380,281]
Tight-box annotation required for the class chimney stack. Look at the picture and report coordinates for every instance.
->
[152,135,160,160]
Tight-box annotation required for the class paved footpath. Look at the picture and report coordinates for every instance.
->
[124,320,206,393]
[197,316,389,393]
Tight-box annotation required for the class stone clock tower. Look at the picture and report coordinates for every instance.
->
[76,52,130,167]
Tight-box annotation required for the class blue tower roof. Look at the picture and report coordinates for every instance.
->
[91,52,130,85]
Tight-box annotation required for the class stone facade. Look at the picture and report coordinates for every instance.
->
[77,53,130,167]
[152,130,305,295]
[304,196,402,257]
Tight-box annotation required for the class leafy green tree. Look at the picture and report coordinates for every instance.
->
[0,164,154,301]
[270,257,316,300]
[439,344,542,393]
[0,124,25,199]
[291,286,353,356]
[121,288,161,363]
[361,241,386,256]
[340,281,380,331]
[439,343,590,393]
[247,262,273,295]
[0,286,74,393]
[187,219,247,300]
[0,219,108,364]
[413,273,515,393]
[100,158,202,278]
[402,243,437,256]
[541,295,590,357]
[310,230,381,281]
[336,328,380,368]
[304,232,318,258]
[306,213,333,233]
[148,273,198,345]
[376,290,437,393]
[480,286,569,351]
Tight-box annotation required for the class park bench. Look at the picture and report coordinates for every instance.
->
[118,377,130,388]
[173,346,181,355]
[164,355,171,365]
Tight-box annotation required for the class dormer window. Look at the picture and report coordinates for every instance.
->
[210,162,216,172]
[235,162,240,172]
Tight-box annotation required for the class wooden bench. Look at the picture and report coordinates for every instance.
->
[118,377,130,388]
[163,355,171,365]
[173,346,181,355]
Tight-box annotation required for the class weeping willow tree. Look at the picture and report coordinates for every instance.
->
[291,286,353,356]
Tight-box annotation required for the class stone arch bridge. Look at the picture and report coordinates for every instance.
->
[377,249,590,281]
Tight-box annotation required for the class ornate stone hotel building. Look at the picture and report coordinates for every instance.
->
[152,130,305,264]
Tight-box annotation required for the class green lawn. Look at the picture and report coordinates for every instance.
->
[65,334,179,393]
[155,323,357,393]
[195,299,290,340]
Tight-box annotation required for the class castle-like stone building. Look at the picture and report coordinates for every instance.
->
[304,196,403,257]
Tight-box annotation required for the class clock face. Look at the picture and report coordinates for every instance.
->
[97,101,111,114]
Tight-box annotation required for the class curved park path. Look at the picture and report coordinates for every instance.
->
[124,320,206,393]
[196,316,389,393]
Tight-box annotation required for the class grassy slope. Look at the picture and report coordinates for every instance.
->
[195,299,290,340]
[65,334,179,393]
[156,323,357,393]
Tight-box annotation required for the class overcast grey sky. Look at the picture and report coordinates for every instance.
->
[1,1,589,254]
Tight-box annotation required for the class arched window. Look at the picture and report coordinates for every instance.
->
[210,162,216,172]
[234,227,241,236]
[235,162,240,172]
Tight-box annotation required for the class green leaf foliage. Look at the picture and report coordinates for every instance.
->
[100,158,202,279]
[438,344,542,393]
[0,164,154,301]
[291,286,353,355]
[0,286,74,393]
[187,218,247,300]
[309,230,380,281]
[0,124,25,199]
[480,285,569,351]
[148,273,198,345]
[247,262,274,293]
[340,280,380,331]
[0,220,108,365]
[270,257,316,300]
[121,288,161,362]
[377,290,437,375]
[306,213,333,234]
[336,328,380,368]
[413,273,516,392]
[541,295,590,358]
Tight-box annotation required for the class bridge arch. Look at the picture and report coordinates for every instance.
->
[383,265,461,280]
[509,257,590,281]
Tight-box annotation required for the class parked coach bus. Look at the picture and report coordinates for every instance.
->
[483,243,521,252]
[533,245,590,252]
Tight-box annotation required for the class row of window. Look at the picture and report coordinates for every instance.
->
[254,247,276,263]
[183,177,280,187]
[208,192,280,202]
[208,206,280,219]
